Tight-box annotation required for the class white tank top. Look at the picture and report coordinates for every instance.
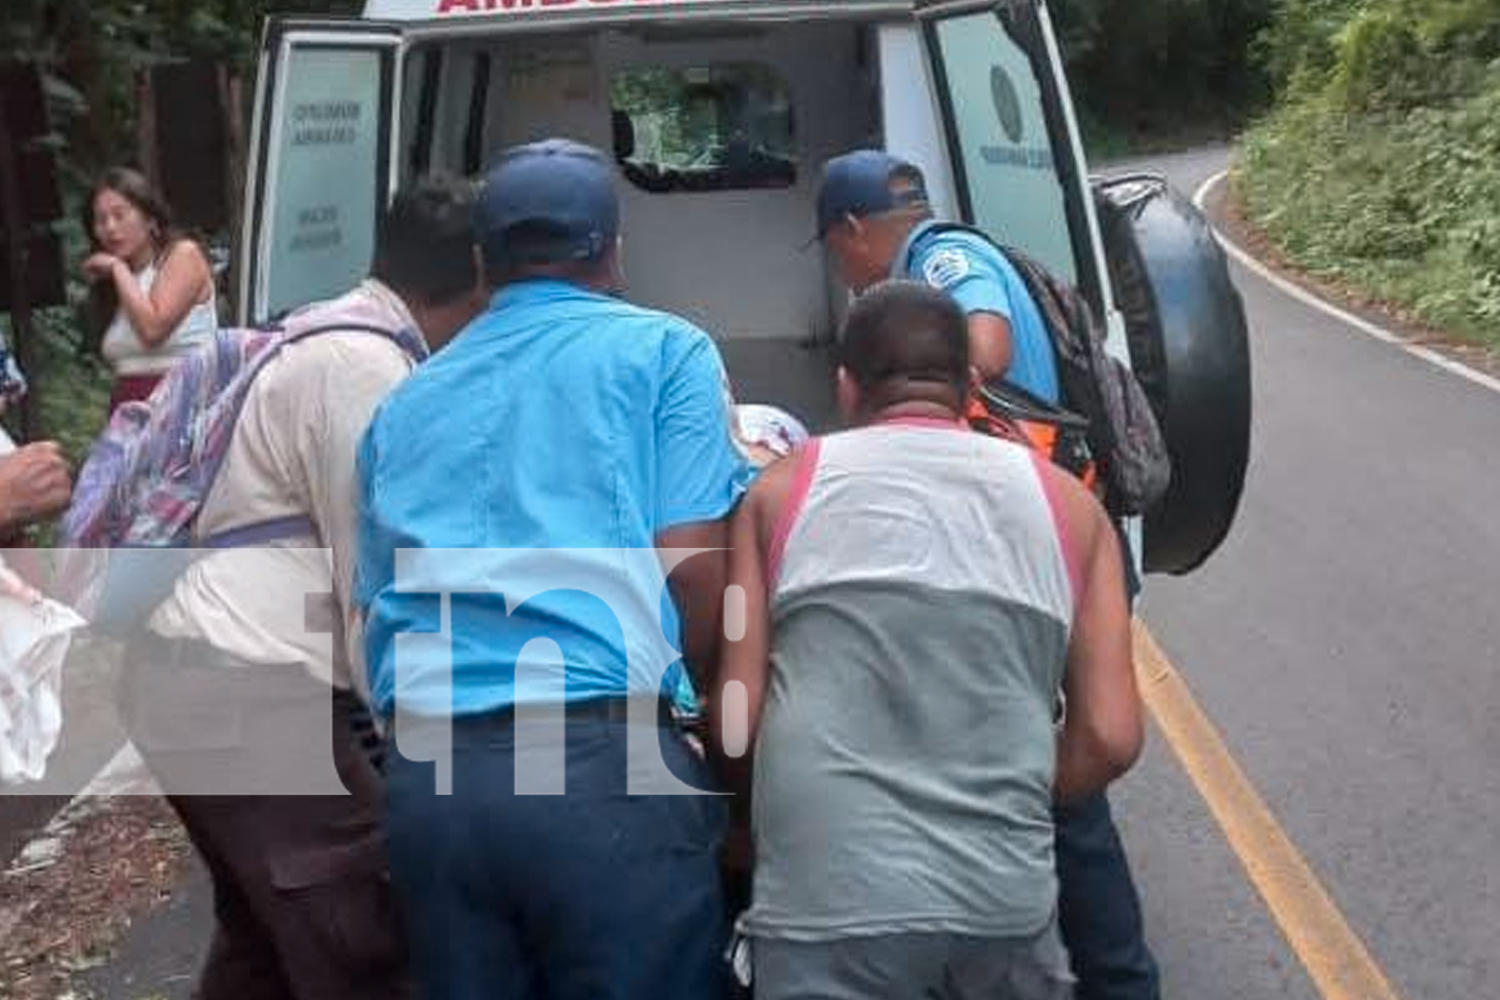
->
[744,421,1078,942]
[101,258,218,376]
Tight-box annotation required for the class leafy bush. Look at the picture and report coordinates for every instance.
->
[27,308,112,466]
[1239,0,1500,344]
[1254,0,1363,95]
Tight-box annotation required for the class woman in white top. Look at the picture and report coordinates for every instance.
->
[82,168,218,410]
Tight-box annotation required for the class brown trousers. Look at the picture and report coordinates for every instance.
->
[123,634,413,1000]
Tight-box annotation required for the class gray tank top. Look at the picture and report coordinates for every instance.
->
[742,420,1079,942]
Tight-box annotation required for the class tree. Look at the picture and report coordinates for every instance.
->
[1051,0,1276,136]
[2,0,362,183]
[1,0,364,453]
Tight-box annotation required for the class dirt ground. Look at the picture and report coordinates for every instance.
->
[1,784,191,1000]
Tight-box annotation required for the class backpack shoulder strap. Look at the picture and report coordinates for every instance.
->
[203,514,318,549]
[892,219,998,281]
[277,322,428,365]
[186,323,423,549]
[897,221,1072,306]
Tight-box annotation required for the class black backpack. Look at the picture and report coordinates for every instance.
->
[901,222,1171,516]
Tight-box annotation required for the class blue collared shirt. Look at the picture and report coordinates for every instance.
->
[900,223,1061,404]
[356,279,752,717]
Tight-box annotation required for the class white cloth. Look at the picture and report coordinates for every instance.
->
[101,260,219,377]
[0,558,86,785]
[736,404,811,460]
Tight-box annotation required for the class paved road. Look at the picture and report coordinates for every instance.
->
[1112,146,1500,1000]
[0,641,127,864]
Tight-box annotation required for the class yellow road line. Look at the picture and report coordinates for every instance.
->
[1133,621,1404,1000]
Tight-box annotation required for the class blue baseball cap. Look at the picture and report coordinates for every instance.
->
[476,139,620,266]
[814,150,930,240]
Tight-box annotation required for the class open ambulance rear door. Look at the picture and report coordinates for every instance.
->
[238,19,405,325]
[913,0,1117,336]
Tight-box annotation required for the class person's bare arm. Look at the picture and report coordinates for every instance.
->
[653,330,754,697]
[709,457,794,805]
[967,312,1015,384]
[713,483,774,753]
[0,443,71,532]
[102,241,213,348]
[658,519,731,697]
[1053,473,1143,803]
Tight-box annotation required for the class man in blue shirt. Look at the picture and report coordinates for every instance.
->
[815,149,1059,403]
[813,150,1163,1000]
[357,139,751,1000]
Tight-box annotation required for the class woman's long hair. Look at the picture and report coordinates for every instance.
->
[82,167,179,353]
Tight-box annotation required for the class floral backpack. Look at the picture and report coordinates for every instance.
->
[58,319,425,631]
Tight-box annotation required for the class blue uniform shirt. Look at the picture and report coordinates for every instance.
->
[899,223,1060,405]
[356,279,753,718]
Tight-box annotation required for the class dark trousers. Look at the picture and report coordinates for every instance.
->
[122,636,413,1000]
[1054,792,1160,1000]
[385,709,730,1000]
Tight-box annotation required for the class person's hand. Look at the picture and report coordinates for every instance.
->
[0,442,72,531]
[82,252,124,282]
[0,558,42,606]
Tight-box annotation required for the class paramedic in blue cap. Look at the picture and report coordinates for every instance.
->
[814,149,1164,1000]
[357,139,752,1000]
[815,148,1059,403]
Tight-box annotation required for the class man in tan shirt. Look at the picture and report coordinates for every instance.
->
[123,177,484,1000]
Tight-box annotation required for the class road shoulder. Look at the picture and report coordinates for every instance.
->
[1201,170,1500,387]
[0,788,193,1000]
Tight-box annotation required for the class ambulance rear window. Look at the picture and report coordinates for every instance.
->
[610,64,797,194]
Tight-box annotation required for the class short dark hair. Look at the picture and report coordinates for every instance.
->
[841,280,970,406]
[371,175,478,305]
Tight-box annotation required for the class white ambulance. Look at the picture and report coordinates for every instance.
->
[238,0,1251,574]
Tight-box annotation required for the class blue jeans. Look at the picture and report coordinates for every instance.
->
[384,710,729,1000]
[1054,792,1161,1000]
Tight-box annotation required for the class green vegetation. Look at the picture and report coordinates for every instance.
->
[1053,0,1276,155]
[1,1,363,164]
[1239,0,1500,344]
[2,1,359,455]
[23,314,111,467]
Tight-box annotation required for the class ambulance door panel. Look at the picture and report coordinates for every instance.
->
[876,23,957,221]
[431,47,495,174]
[915,0,1109,313]
[399,45,441,182]
[491,40,612,153]
[398,42,497,182]
[240,19,404,324]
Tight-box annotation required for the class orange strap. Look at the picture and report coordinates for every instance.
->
[967,398,1100,494]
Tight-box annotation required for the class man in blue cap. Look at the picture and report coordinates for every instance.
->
[815,149,1059,403]
[813,149,1162,1000]
[357,139,752,1000]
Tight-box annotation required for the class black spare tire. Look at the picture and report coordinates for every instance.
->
[1093,172,1252,575]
